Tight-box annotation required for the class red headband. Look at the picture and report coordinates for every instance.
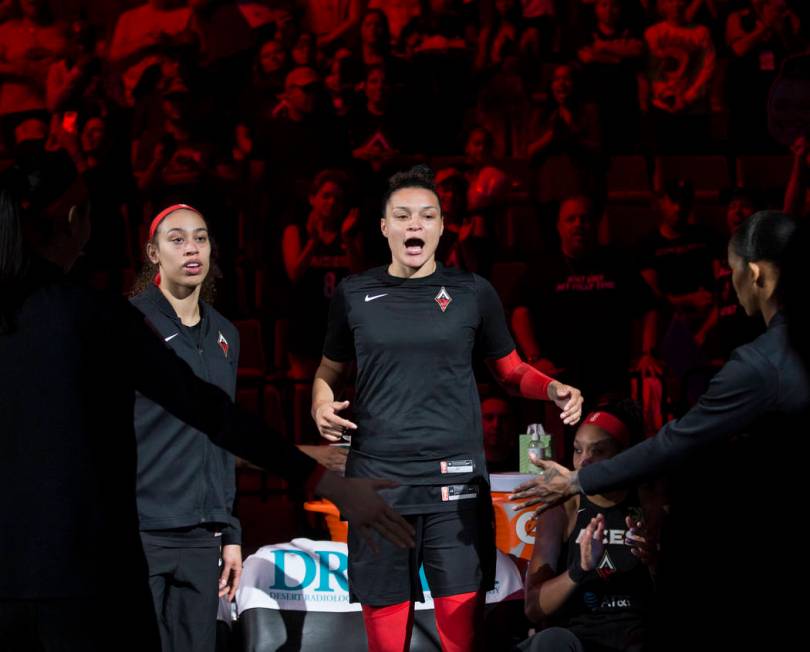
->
[583,411,630,447]
[148,203,202,286]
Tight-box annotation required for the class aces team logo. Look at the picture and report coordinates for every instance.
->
[217,331,229,358]
[434,286,452,312]
[596,552,616,580]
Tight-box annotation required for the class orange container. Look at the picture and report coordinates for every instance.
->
[491,492,537,560]
[303,499,348,542]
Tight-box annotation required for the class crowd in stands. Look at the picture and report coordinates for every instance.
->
[2,0,809,445]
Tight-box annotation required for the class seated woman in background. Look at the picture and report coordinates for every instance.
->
[518,399,662,652]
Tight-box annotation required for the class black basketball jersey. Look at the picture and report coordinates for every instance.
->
[555,493,655,650]
[323,263,515,513]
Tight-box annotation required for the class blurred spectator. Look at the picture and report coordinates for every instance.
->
[257,5,297,48]
[512,196,659,405]
[242,37,288,127]
[353,8,399,75]
[475,0,524,73]
[434,166,490,274]
[108,0,191,106]
[132,78,215,203]
[784,133,810,218]
[325,47,361,116]
[281,169,360,378]
[726,0,804,152]
[44,19,110,115]
[186,0,254,117]
[641,0,715,153]
[0,0,66,126]
[528,63,602,207]
[368,0,422,40]
[410,0,476,48]
[481,393,518,473]
[463,125,510,269]
[348,64,407,169]
[519,0,558,60]
[55,111,138,292]
[303,0,367,50]
[291,31,318,68]
[474,35,533,157]
[577,0,645,153]
[254,66,350,213]
[397,15,427,60]
[359,7,391,66]
[639,179,718,399]
[701,187,765,363]
[187,0,252,68]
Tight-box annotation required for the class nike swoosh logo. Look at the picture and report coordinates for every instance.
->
[364,293,388,302]
[164,333,179,342]
[577,508,586,514]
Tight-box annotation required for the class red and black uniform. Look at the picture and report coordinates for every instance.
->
[324,263,517,648]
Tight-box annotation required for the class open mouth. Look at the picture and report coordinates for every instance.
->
[404,237,425,256]
[183,261,203,275]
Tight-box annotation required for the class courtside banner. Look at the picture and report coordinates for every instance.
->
[236,538,523,615]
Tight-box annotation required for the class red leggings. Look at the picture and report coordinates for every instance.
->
[361,591,480,652]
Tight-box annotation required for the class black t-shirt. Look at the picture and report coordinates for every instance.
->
[522,249,655,397]
[639,226,717,297]
[554,492,653,650]
[346,103,409,153]
[323,264,515,513]
[578,25,643,98]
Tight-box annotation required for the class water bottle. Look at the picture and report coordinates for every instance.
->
[519,423,552,475]
[527,423,552,475]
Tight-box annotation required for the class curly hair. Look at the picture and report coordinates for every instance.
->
[130,211,221,303]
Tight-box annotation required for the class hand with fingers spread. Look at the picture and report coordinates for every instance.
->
[313,399,357,442]
[625,515,658,568]
[317,472,416,551]
[578,514,606,572]
[548,381,584,425]
[509,459,579,515]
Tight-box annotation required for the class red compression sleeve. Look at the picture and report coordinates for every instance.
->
[361,601,415,652]
[486,350,554,400]
[433,591,481,652]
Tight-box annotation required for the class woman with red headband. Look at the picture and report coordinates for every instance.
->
[130,204,242,652]
[518,400,661,652]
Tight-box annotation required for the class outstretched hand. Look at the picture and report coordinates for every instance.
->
[509,459,579,515]
[319,473,416,552]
